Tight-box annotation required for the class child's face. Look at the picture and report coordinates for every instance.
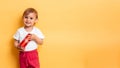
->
[23,12,37,27]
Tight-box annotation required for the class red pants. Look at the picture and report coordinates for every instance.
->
[19,50,40,68]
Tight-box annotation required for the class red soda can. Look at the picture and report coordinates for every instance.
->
[20,34,31,48]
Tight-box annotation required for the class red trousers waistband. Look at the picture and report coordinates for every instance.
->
[19,49,37,53]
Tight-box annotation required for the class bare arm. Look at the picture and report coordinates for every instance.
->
[30,34,43,45]
[14,39,24,50]
[14,39,19,48]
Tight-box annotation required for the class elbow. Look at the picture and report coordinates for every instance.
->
[37,39,43,45]
[39,42,43,45]
[38,41,43,45]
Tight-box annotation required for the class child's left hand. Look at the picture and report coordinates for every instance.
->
[30,34,43,45]
[30,34,37,41]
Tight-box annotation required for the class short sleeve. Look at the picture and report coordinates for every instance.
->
[13,30,20,40]
[35,28,45,40]
[37,30,45,40]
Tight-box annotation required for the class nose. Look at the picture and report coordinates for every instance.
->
[26,18,30,22]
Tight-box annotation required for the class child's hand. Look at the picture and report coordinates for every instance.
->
[30,34,43,45]
[30,34,37,41]
[16,45,24,51]
[27,34,32,41]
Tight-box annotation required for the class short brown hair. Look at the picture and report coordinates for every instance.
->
[22,8,38,19]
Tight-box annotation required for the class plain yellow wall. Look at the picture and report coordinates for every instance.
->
[0,0,120,68]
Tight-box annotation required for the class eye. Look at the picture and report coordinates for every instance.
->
[25,16,28,19]
[30,17,33,20]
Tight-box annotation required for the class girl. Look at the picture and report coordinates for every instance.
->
[13,8,44,68]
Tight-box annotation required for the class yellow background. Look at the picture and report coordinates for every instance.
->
[0,0,120,68]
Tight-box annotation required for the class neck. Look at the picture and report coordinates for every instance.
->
[24,26,33,32]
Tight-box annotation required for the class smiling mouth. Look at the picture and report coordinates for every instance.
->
[26,22,31,24]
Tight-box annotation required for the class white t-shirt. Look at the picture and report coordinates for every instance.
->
[13,27,45,51]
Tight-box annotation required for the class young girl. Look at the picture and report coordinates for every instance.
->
[13,8,44,68]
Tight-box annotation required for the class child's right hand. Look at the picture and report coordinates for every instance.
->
[16,45,24,51]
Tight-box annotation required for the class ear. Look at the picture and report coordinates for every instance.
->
[35,18,38,23]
